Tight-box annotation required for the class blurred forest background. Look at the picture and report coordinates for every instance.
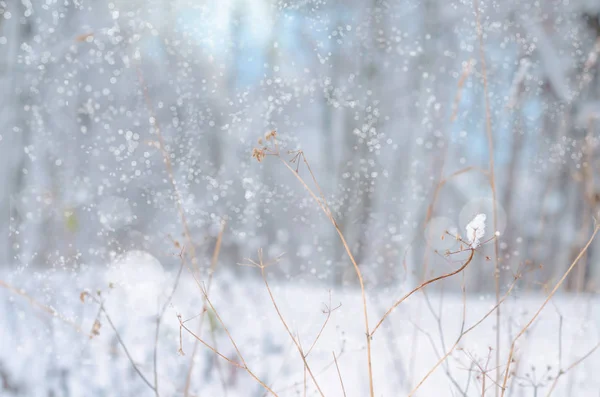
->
[2,0,600,293]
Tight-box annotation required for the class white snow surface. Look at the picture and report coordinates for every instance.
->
[1,263,599,396]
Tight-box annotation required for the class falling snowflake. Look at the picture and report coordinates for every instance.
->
[465,213,486,249]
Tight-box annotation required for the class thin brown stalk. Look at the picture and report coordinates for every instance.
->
[304,364,307,397]
[450,59,474,121]
[183,220,226,396]
[153,245,187,396]
[482,367,486,396]
[207,316,230,397]
[372,249,475,336]
[275,151,375,396]
[179,318,278,396]
[574,124,595,292]
[136,64,223,397]
[194,276,246,369]
[333,352,347,397]
[410,149,478,390]
[305,291,341,357]
[176,242,278,396]
[473,0,501,392]
[258,264,325,397]
[179,320,244,369]
[500,226,600,397]
[94,297,155,393]
[420,279,468,396]
[461,349,501,395]
[298,338,307,397]
[179,304,278,397]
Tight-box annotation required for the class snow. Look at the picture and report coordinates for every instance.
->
[465,214,486,249]
[1,266,599,396]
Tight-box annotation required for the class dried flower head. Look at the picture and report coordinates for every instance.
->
[252,147,266,163]
[265,130,277,141]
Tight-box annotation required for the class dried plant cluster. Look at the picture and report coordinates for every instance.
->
[4,125,596,396]
[2,1,600,396]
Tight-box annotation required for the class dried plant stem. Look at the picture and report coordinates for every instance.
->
[451,59,474,121]
[260,266,325,396]
[499,226,600,397]
[372,250,475,336]
[153,246,186,396]
[574,124,596,292]
[179,281,277,396]
[461,349,500,395]
[300,338,307,397]
[183,221,226,396]
[194,280,245,372]
[333,351,347,397]
[172,228,276,396]
[276,155,375,396]
[179,321,242,368]
[421,287,468,396]
[99,301,155,393]
[304,291,340,357]
[180,318,277,395]
[473,0,501,392]
[208,313,230,397]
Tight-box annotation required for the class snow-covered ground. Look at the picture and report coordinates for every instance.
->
[1,252,599,396]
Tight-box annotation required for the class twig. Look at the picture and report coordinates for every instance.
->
[89,296,155,393]
[179,318,244,369]
[473,0,501,392]
[178,310,278,396]
[420,281,468,396]
[247,251,325,397]
[175,239,276,396]
[298,338,307,397]
[372,249,475,336]
[183,220,226,396]
[153,245,186,396]
[305,290,341,357]
[333,351,347,397]
[499,225,600,396]
[461,349,502,395]
[257,139,375,396]
[208,315,230,397]
[450,59,474,121]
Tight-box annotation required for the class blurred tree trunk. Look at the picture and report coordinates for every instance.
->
[0,3,14,268]
[336,0,386,284]
[0,1,32,268]
[566,12,600,291]
[321,3,344,285]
